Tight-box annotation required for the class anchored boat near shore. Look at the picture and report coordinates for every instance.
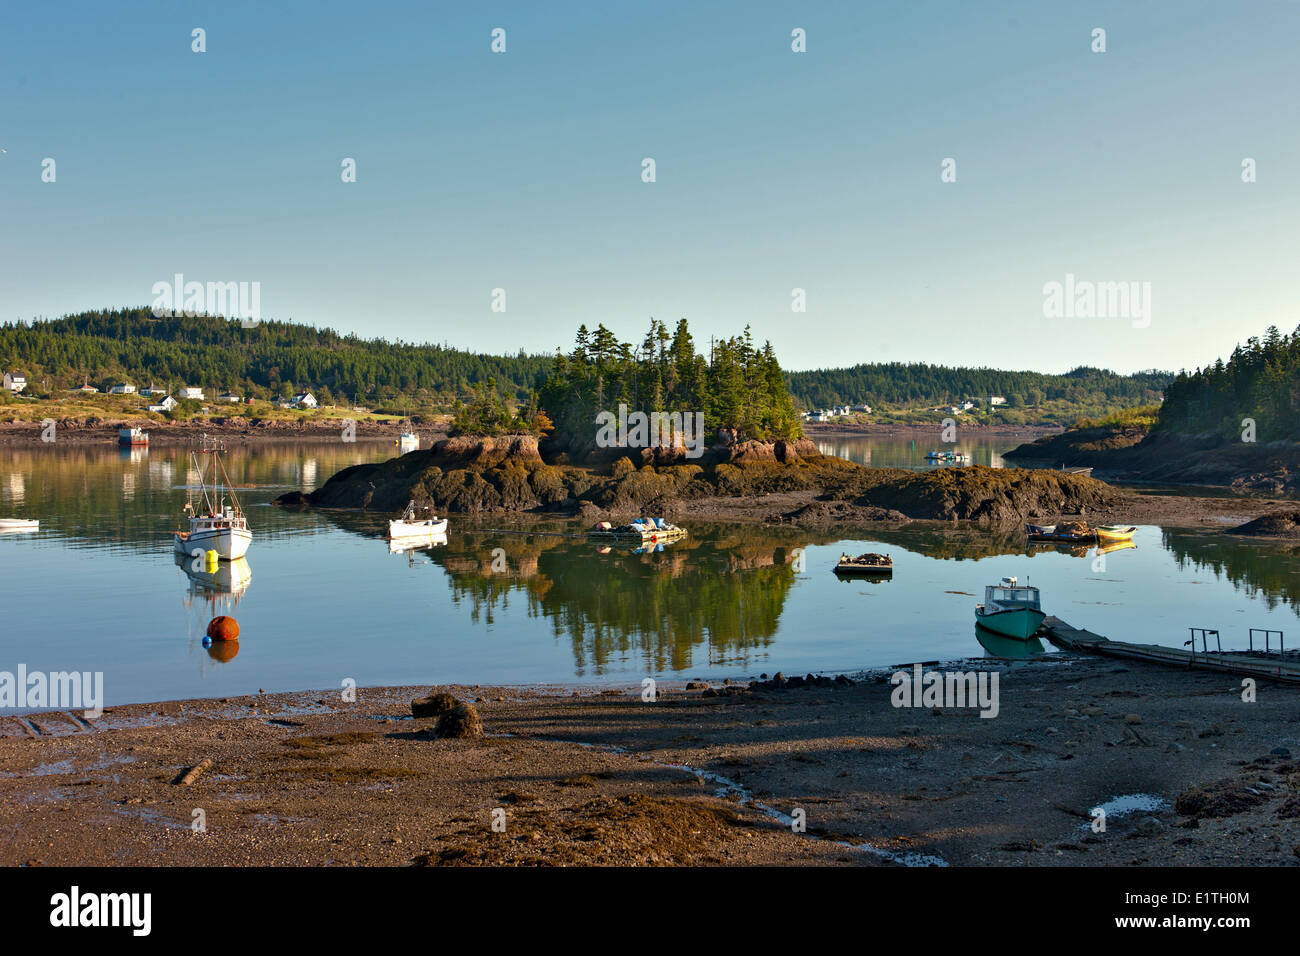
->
[833,552,893,576]
[173,436,252,561]
[974,576,1046,640]
[589,518,687,544]
[389,500,448,538]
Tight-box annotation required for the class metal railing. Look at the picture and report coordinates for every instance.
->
[1248,628,1285,656]
[1185,627,1222,662]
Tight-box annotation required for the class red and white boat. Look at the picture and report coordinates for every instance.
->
[119,427,149,446]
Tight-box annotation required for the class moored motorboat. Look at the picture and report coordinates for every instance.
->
[173,436,252,560]
[389,500,448,538]
[1025,523,1056,536]
[119,426,149,447]
[397,431,419,451]
[974,576,1045,640]
[833,552,893,576]
[1096,525,1137,543]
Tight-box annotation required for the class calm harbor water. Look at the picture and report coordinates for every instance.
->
[813,432,1016,469]
[2,441,1298,709]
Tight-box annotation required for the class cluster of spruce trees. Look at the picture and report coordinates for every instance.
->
[535,320,802,448]
[1159,325,1300,441]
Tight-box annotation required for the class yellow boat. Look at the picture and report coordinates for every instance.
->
[1095,525,1137,544]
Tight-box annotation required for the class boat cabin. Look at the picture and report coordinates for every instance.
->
[984,577,1040,610]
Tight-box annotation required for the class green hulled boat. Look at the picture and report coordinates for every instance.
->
[974,577,1045,640]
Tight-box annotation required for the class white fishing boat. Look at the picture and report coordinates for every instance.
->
[388,500,447,538]
[173,436,252,560]
[397,431,420,451]
[0,518,39,532]
[118,426,149,447]
[974,576,1046,640]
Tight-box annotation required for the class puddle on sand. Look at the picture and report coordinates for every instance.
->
[1081,792,1170,829]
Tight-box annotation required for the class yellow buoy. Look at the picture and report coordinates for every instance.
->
[204,549,219,572]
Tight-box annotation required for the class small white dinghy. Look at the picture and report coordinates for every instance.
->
[0,518,39,532]
[388,500,447,538]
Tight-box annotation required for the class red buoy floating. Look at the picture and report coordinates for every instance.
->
[206,616,240,642]
[650,534,658,543]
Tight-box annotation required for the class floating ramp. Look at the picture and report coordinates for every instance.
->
[1042,616,1300,685]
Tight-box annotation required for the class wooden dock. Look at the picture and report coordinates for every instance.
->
[1041,616,1300,685]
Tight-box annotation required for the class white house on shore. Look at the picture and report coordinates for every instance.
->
[109,383,137,395]
[292,392,318,409]
[2,372,26,393]
[220,391,241,403]
[178,386,204,400]
[990,395,1007,406]
[71,383,99,394]
[148,395,178,413]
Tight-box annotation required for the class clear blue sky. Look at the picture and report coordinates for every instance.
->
[2,0,1297,374]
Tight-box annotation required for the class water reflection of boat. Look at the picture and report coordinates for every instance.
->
[0,518,39,532]
[175,551,253,597]
[1095,539,1137,556]
[975,623,1046,659]
[388,531,448,554]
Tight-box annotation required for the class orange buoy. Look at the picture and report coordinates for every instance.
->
[206,616,240,642]
[650,534,658,543]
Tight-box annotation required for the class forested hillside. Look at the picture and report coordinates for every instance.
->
[0,308,551,407]
[785,362,1171,416]
[1159,325,1300,441]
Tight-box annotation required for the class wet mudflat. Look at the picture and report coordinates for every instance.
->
[3,655,1296,867]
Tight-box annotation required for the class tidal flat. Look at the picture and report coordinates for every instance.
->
[3,657,1297,867]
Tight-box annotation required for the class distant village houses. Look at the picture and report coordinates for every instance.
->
[990,395,1007,406]
[109,383,136,395]
[2,372,26,393]
[148,395,178,413]
[220,391,241,403]
[178,386,205,400]
[801,402,871,423]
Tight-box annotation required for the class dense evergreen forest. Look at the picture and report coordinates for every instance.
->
[0,308,552,407]
[785,363,1171,413]
[535,320,801,445]
[2,308,1175,426]
[1158,324,1300,441]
